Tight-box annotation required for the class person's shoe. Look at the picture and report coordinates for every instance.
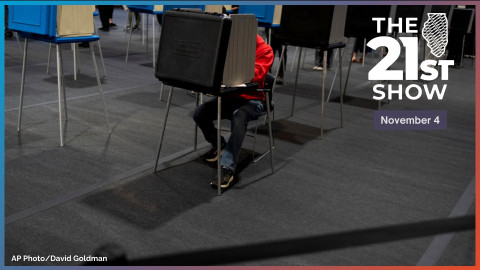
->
[109,23,117,27]
[210,166,235,189]
[98,27,109,32]
[351,57,357,63]
[313,66,324,71]
[356,58,363,63]
[203,142,226,163]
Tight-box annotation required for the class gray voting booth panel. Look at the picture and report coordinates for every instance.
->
[344,6,391,38]
[450,8,475,33]
[393,6,425,33]
[274,6,347,49]
[222,14,257,87]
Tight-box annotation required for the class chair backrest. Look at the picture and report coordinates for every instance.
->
[264,73,275,92]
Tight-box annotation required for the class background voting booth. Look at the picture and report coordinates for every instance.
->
[154,10,274,195]
[449,7,475,67]
[9,5,111,147]
[125,5,225,68]
[237,5,282,44]
[342,5,391,108]
[125,5,164,67]
[274,5,347,138]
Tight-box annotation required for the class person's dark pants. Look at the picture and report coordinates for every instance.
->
[353,37,372,53]
[98,6,114,29]
[315,48,333,68]
[193,97,264,172]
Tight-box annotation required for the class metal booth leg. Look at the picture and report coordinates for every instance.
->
[56,44,65,147]
[72,43,77,81]
[159,83,165,100]
[154,86,174,173]
[126,27,133,63]
[58,43,68,121]
[217,96,222,195]
[291,47,303,117]
[290,46,298,71]
[146,14,149,61]
[17,38,29,133]
[320,50,327,139]
[89,42,112,133]
[362,38,366,67]
[93,20,106,76]
[339,47,343,128]
[343,38,355,97]
[47,43,52,74]
[152,14,156,68]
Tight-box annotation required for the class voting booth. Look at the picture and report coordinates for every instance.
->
[154,10,273,195]
[9,5,110,147]
[273,6,348,138]
[9,5,94,37]
[393,6,425,34]
[344,6,391,38]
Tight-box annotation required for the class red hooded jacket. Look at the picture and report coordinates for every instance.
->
[231,34,274,101]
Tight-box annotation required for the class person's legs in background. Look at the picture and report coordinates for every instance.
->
[98,5,113,31]
[313,48,333,71]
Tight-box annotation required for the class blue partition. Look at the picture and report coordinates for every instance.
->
[238,5,277,27]
[9,5,57,36]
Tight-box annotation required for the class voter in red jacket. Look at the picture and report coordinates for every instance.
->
[193,34,274,189]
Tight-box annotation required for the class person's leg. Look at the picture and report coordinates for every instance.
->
[221,100,263,172]
[108,6,116,27]
[98,6,110,30]
[134,12,141,29]
[314,49,323,70]
[127,12,133,28]
[193,97,224,148]
[352,37,362,61]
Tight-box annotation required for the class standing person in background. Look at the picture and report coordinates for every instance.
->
[126,10,140,30]
[98,5,116,31]
[5,5,13,39]
[313,48,333,71]
[351,37,371,63]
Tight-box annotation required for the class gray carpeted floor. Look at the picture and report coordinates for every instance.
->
[4,7,475,266]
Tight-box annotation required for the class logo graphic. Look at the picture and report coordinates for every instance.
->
[422,13,448,57]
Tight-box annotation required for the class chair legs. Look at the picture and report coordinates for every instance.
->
[252,94,275,174]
